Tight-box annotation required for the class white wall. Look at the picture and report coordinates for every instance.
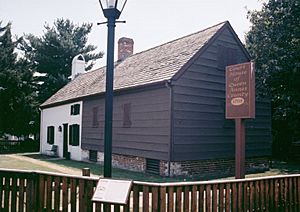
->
[40,101,83,161]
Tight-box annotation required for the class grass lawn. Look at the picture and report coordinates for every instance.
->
[0,155,59,173]
[0,153,300,182]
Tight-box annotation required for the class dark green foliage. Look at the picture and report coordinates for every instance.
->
[0,22,38,136]
[20,18,103,103]
[246,0,300,158]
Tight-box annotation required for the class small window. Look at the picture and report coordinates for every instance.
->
[69,124,80,146]
[71,104,80,115]
[123,103,132,127]
[47,126,55,144]
[92,107,99,128]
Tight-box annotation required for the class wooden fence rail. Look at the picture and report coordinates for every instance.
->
[0,168,300,211]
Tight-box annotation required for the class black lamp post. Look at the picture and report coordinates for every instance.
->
[98,0,127,178]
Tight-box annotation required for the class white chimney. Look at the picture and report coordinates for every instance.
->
[71,54,85,80]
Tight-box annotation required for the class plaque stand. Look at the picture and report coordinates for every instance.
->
[92,179,133,205]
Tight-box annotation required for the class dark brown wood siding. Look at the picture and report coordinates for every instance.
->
[81,87,171,160]
[172,27,272,161]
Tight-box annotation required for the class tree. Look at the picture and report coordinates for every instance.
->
[21,18,103,103]
[0,22,38,137]
[246,0,300,158]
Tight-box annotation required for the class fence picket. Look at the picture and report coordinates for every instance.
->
[62,177,68,212]
[191,185,197,212]
[70,178,77,212]
[265,179,269,212]
[167,186,174,212]
[183,185,189,212]
[238,182,243,211]
[46,175,52,211]
[54,176,60,211]
[11,177,17,212]
[4,177,10,211]
[206,184,211,212]
[38,175,45,211]
[0,176,2,210]
[133,184,139,212]
[260,180,265,211]
[289,177,293,212]
[18,178,24,212]
[198,185,204,212]
[160,186,166,212]
[219,183,224,212]
[152,186,159,212]
[225,183,231,212]
[244,181,250,212]
[143,185,149,212]
[176,186,182,212]
[293,177,297,212]
[232,183,237,212]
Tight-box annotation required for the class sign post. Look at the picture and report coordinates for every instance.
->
[226,62,255,179]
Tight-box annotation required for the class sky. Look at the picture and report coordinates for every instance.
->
[0,0,264,68]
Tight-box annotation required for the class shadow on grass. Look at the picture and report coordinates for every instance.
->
[21,153,300,182]
[22,153,186,182]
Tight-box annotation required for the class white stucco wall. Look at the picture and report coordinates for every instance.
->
[40,101,83,161]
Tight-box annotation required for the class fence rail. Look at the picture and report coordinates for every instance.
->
[0,168,300,211]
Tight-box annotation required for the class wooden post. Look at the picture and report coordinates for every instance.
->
[235,118,245,179]
[82,168,91,177]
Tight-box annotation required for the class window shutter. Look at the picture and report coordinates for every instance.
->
[92,107,99,127]
[70,105,74,115]
[47,126,55,144]
[123,103,132,127]
[69,125,73,145]
[73,124,80,146]
[74,104,80,115]
[69,124,80,146]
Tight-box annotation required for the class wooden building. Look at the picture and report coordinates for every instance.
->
[40,21,272,177]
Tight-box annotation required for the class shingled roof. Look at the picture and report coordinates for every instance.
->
[41,21,228,108]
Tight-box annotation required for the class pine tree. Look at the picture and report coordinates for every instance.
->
[0,22,37,137]
[20,18,103,103]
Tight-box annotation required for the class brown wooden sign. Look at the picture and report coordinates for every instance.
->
[226,62,255,119]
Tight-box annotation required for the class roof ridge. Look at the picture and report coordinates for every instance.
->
[121,20,228,61]
[87,21,228,74]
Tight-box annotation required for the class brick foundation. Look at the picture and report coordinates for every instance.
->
[165,157,270,178]
[82,150,146,172]
[82,149,269,178]
[112,154,146,172]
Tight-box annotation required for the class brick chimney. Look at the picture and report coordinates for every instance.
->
[118,37,134,61]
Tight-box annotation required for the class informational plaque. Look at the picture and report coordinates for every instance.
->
[92,179,132,204]
[226,62,255,119]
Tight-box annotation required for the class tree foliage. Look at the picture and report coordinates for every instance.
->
[0,22,38,136]
[21,18,103,103]
[246,0,300,157]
